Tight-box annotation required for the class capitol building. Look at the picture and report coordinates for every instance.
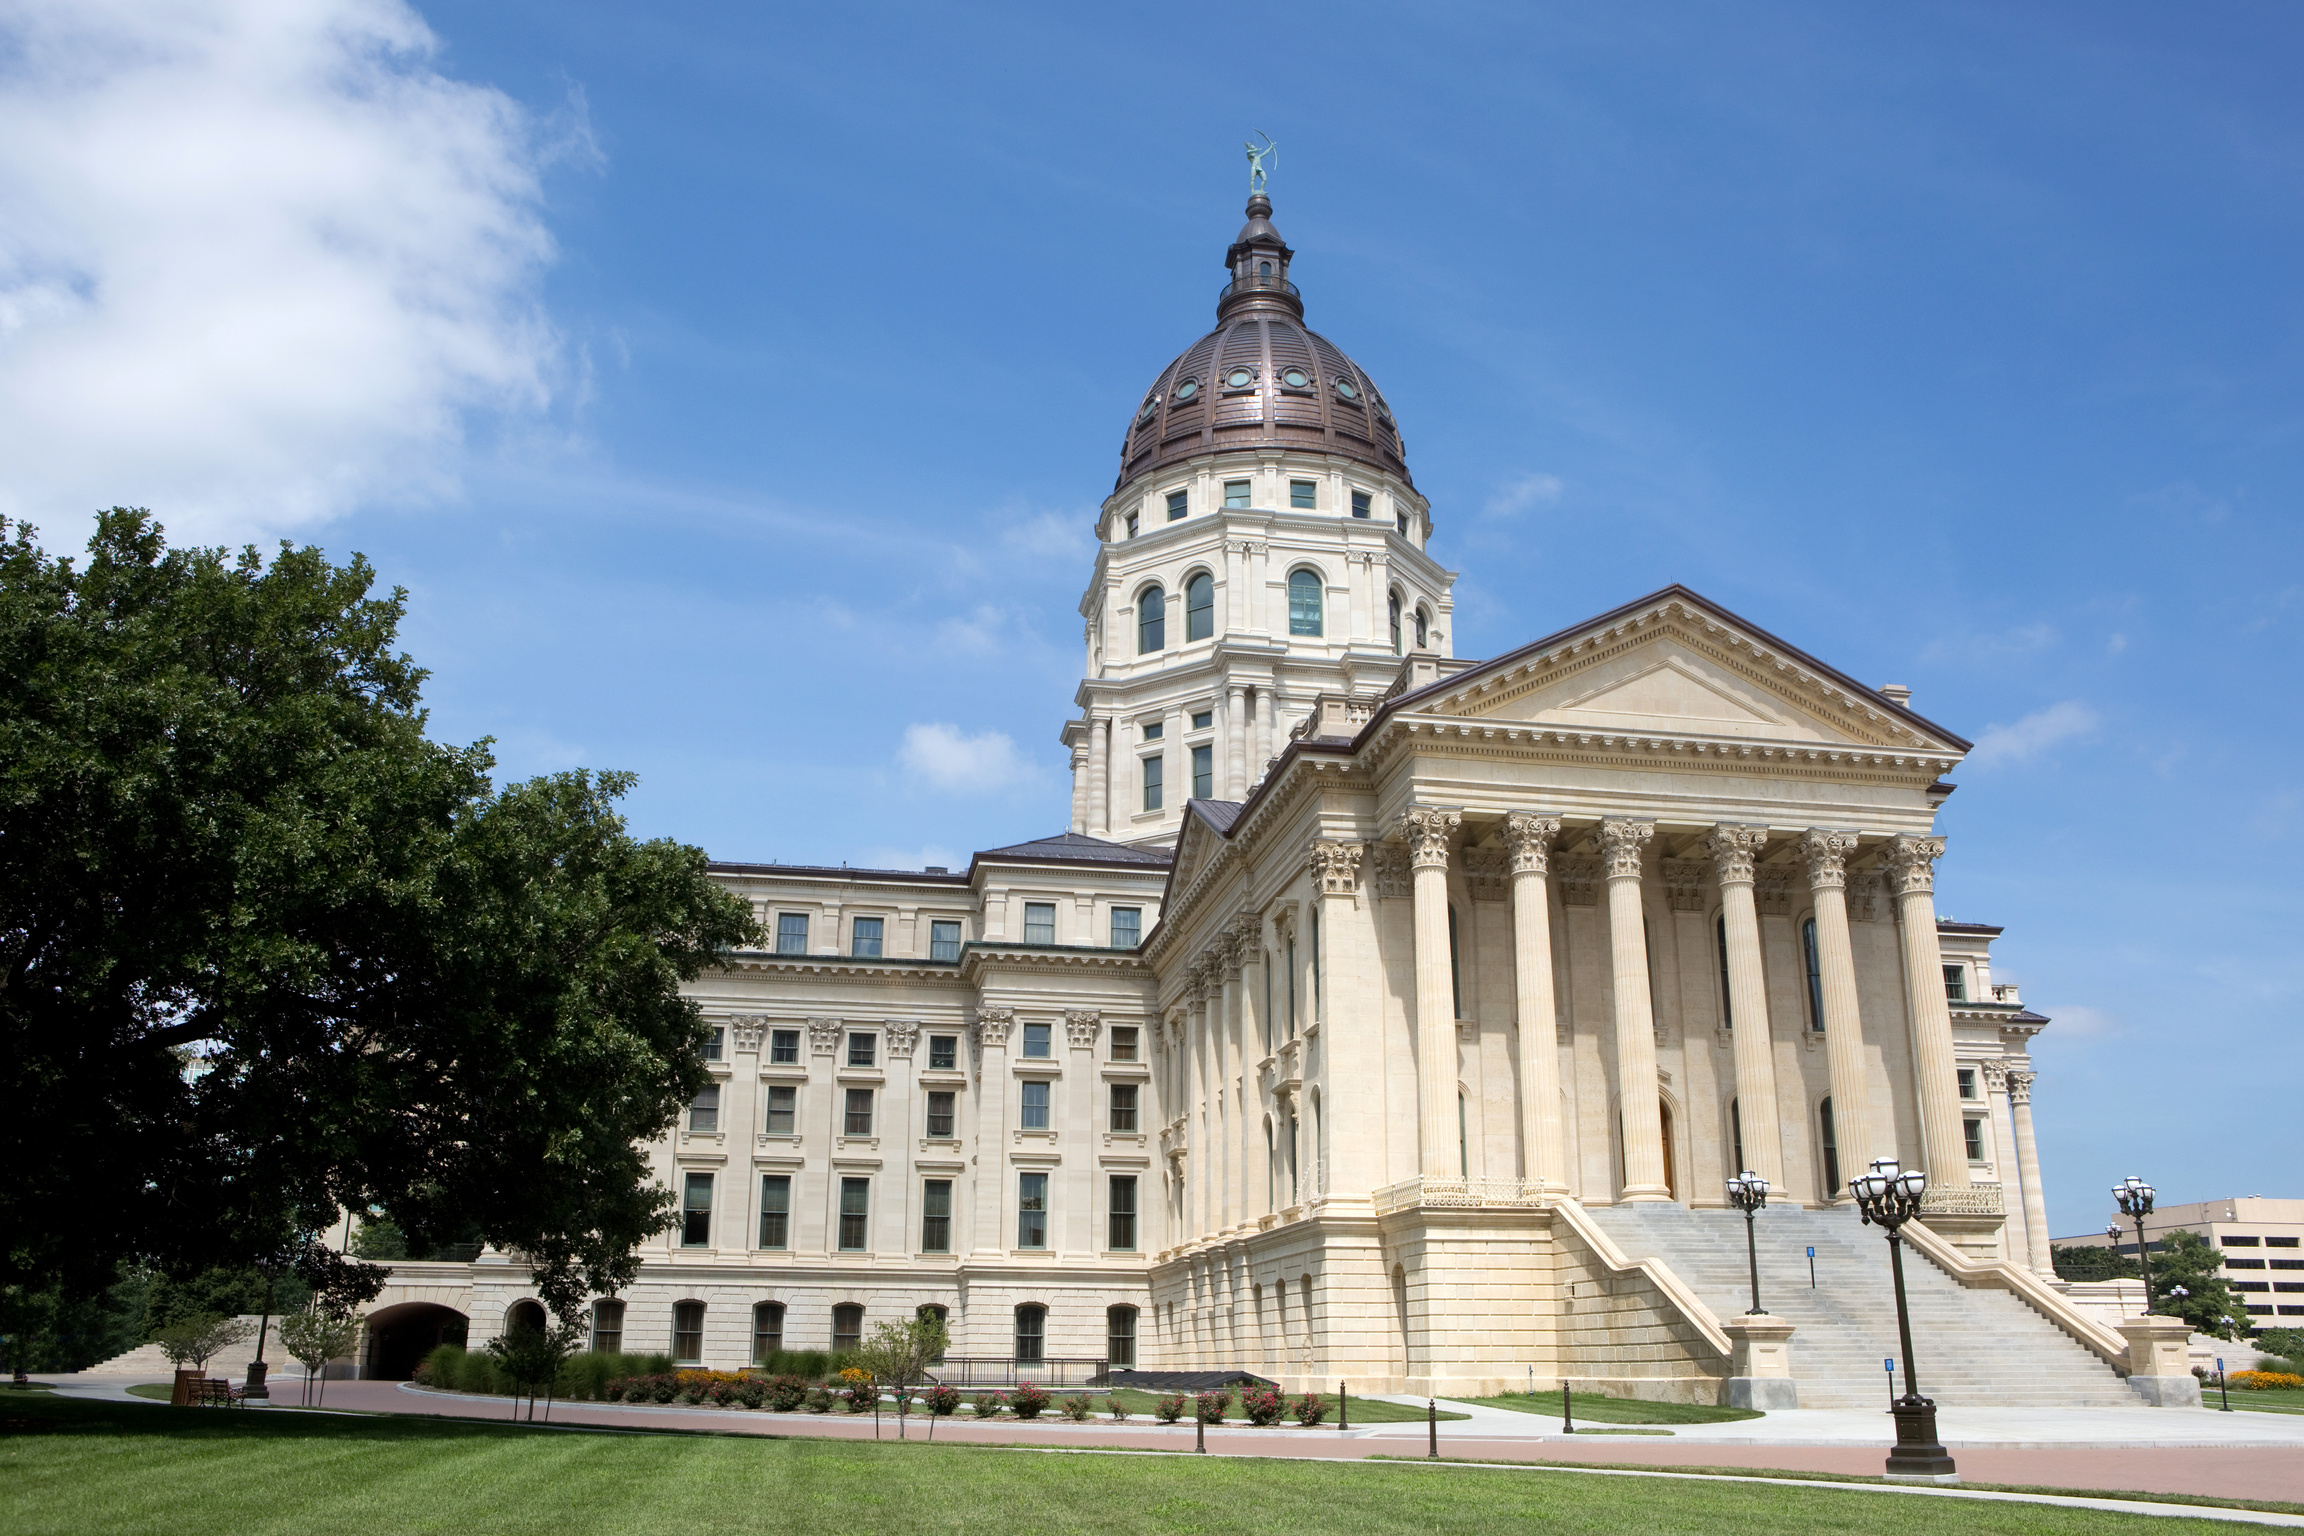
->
[363,191,2174,1408]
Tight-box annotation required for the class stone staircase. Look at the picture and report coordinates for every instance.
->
[1579,1203,2135,1410]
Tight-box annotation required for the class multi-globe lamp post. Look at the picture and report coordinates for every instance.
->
[1849,1157,1958,1484]
[2114,1174,2158,1312]
[1725,1171,1769,1314]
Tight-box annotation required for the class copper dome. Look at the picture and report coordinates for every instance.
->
[1116,194,1411,493]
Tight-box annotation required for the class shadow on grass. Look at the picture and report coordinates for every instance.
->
[2,1393,762,1446]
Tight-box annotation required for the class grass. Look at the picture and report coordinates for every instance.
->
[1089,1388,1467,1424]
[1449,1390,1763,1425]
[0,1391,2256,1535]
[2212,1384,2304,1415]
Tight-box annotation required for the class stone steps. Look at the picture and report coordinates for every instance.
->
[1581,1203,2134,1410]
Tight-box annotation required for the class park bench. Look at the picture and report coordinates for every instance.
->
[194,1378,245,1407]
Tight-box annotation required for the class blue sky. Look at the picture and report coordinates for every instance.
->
[3,1,2298,1236]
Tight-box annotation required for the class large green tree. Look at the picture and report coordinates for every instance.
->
[1,510,759,1318]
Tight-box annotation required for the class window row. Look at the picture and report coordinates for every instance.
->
[1134,568,1328,653]
[1125,479,1408,532]
[692,1020,1144,1084]
[765,912,966,960]
[695,1079,1145,1139]
[679,1171,1141,1254]
[1385,588,1432,653]
[606,1299,1141,1370]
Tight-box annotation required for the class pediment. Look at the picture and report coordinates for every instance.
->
[1537,652,1817,740]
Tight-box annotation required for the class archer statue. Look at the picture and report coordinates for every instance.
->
[1245,132,1277,195]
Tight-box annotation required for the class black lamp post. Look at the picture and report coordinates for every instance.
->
[2115,1174,2157,1313]
[1726,1171,1769,1314]
[1850,1156,1957,1484]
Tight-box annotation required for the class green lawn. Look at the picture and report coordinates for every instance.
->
[2215,1385,2304,1415]
[1448,1390,1763,1425]
[0,1392,2250,1535]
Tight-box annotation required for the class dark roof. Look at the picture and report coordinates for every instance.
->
[973,832,1172,868]
[2011,1009,2050,1024]
[1936,921,2005,936]
[709,860,969,885]
[1187,799,1244,835]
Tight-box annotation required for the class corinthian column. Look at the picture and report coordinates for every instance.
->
[1884,834,1969,1191]
[1602,819,1670,1201]
[1086,715,1108,837]
[1215,938,1241,1232]
[2006,1069,2054,1275]
[1504,813,1567,1194]
[1400,807,1462,1181]
[1799,830,1879,1186]
[1706,825,1785,1187]
[1225,684,1248,799]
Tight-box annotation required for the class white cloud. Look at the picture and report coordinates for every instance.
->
[859,844,962,873]
[1965,700,2100,768]
[0,0,571,542]
[897,723,1037,794]
[2037,1003,2119,1041]
[1484,472,1564,517]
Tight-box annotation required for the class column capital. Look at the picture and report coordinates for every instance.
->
[1307,839,1363,896]
[1502,812,1561,875]
[1799,828,1859,889]
[2004,1068,2035,1104]
[1228,912,1262,962]
[1883,833,1946,896]
[1396,806,1461,870]
[1064,1010,1103,1048]
[971,1009,1014,1048]
[1599,817,1654,880]
[1704,824,1769,886]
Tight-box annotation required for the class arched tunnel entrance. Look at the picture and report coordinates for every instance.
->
[363,1303,468,1381]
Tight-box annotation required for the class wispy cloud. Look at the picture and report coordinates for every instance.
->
[896,723,1039,794]
[859,843,962,873]
[2037,1003,2119,1041]
[1965,700,2101,768]
[1920,623,2060,664]
[1484,472,1565,517]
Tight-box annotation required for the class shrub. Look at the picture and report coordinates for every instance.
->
[805,1385,836,1413]
[2232,1370,2304,1391]
[734,1377,765,1409]
[836,1367,876,1412]
[453,1349,504,1396]
[1240,1386,1284,1426]
[1060,1394,1092,1422]
[1011,1382,1051,1420]
[2255,1326,2304,1361]
[1154,1394,1186,1423]
[970,1391,1006,1418]
[414,1343,464,1387]
[1291,1392,1329,1426]
[1105,1396,1129,1422]
[764,1375,809,1412]
[925,1384,961,1416]
[2252,1356,2304,1379]
[758,1348,833,1382]
[1194,1389,1231,1424]
[650,1375,677,1404]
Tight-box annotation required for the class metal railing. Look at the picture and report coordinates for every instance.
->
[926,1356,1110,1388]
[1219,275,1300,303]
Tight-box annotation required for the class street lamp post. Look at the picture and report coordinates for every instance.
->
[1726,1171,1769,1315]
[1850,1157,1958,1484]
[2115,1175,2157,1313]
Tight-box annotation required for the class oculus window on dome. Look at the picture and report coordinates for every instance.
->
[1281,367,1310,389]
[1185,572,1214,640]
[1288,569,1323,636]
[1334,377,1359,402]
[1225,366,1256,389]
[1173,378,1198,403]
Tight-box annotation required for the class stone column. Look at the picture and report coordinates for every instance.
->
[1086,714,1109,837]
[1218,933,1245,1231]
[1226,683,1249,799]
[1706,825,1785,1187]
[2006,1069,2054,1276]
[1799,830,1879,1183]
[970,1011,1012,1255]
[1234,914,1266,1219]
[1185,971,1209,1241]
[1401,807,1462,1181]
[1261,688,1279,786]
[1069,739,1088,834]
[1884,835,1969,1191]
[1503,813,1567,1194]
[1602,818,1671,1201]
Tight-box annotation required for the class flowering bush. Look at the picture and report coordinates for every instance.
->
[1193,1389,1231,1424]
[1105,1396,1130,1422]
[1291,1392,1329,1426]
[1240,1386,1285,1426]
[1011,1382,1052,1420]
[924,1384,961,1416]
[1060,1394,1092,1421]
[805,1385,836,1413]
[970,1391,1007,1418]
[2232,1370,2304,1390]
[763,1375,809,1412]
[1154,1394,1186,1423]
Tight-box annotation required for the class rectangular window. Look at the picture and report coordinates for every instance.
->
[697,1027,724,1062]
[2227,1258,2268,1269]
[1191,709,1212,730]
[1110,1082,1139,1132]
[1943,964,1966,1001]
[1351,489,1371,518]
[1396,508,1409,534]
[1110,907,1141,949]
[776,913,809,955]
[752,1302,783,1364]
[1223,479,1251,508]
[837,1177,869,1251]
[844,1088,874,1136]
[1290,479,1317,509]
[1126,512,1139,538]
[672,1301,704,1365]
[1018,1172,1048,1248]
[1022,1021,1052,1059]
[1023,902,1057,946]
[1109,1175,1138,1251]
[769,1029,800,1065]
[2271,1237,2301,1248]
[1142,720,1163,740]
[1142,754,1164,812]
[929,919,962,961]
[1963,1118,1985,1162]
[688,1085,720,1133]
[758,1175,790,1249]
[832,1302,864,1350]
[681,1173,713,1247]
[2223,1235,2264,1246]
[1110,1025,1139,1062]
[1107,1305,1136,1367]
[1167,489,1188,521]
[848,1031,876,1067]
[928,1033,958,1071]
[926,1090,956,1138]
[1957,1067,1977,1100]
[1192,744,1212,799]
[851,917,883,958]
[591,1299,625,1355]
[765,1084,796,1134]
[1021,1079,1050,1129]
[1802,917,1825,1031]
[921,1180,953,1253]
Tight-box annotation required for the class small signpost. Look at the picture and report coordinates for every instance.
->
[2217,1358,2232,1413]
[1885,1357,1896,1411]
[1808,1246,1818,1288]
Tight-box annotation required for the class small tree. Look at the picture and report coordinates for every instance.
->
[152,1313,252,1374]
[485,1319,585,1422]
[2149,1229,2247,1340]
[279,1307,360,1406]
[850,1314,950,1440]
[2050,1243,2139,1283]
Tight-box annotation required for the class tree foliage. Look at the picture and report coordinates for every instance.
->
[2147,1228,2248,1340]
[2050,1243,2139,1283]
[1,511,760,1317]
[152,1313,253,1371]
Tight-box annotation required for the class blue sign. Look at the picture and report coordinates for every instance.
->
[1884,1358,1894,1373]
[1807,1246,1816,1258]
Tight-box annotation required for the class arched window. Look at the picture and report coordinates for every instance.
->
[1730,1097,1744,1174]
[1447,903,1462,1019]
[1389,589,1402,653]
[1819,1097,1841,1198]
[1715,914,1733,1028]
[1288,568,1323,636]
[1458,1092,1469,1178]
[831,1302,863,1353]
[752,1301,785,1365]
[1802,917,1825,1031]
[1185,571,1214,641]
[1107,1305,1138,1368]
[1137,587,1165,654]
[1287,1108,1300,1203]
[1014,1303,1046,1364]
[1413,606,1429,649]
[506,1299,545,1335]
[1264,1119,1276,1212]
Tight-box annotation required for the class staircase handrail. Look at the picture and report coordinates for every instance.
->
[1551,1200,1734,1360]
[1903,1218,2128,1371]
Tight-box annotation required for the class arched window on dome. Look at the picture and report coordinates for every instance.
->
[1288,569,1323,637]
[1137,586,1165,654]
[1185,572,1214,642]
[1413,606,1430,649]
[1388,590,1402,654]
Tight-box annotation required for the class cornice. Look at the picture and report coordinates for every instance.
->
[960,943,1156,985]
[1361,715,1960,783]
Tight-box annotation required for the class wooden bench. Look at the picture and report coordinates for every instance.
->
[194,1378,245,1407]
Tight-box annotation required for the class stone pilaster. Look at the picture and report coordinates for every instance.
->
[1503,812,1567,1195]
[1400,807,1462,1180]
[1086,714,1108,838]
[1884,835,1970,1191]
[1602,819,1670,1200]
[2005,1069,2054,1276]
[1706,825,1785,1188]
[970,1009,1013,1256]
[1800,830,1879,1182]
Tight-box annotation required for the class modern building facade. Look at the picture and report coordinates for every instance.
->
[361,190,2154,1406]
[2056,1197,2304,1324]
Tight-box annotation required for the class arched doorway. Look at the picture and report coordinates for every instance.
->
[362,1303,467,1380]
[505,1299,546,1335]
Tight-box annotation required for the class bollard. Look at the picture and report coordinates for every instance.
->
[1561,1379,1573,1435]
[1427,1397,1438,1459]
[1338,1380,1347,1431]
[1196,1409,1206,1454]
